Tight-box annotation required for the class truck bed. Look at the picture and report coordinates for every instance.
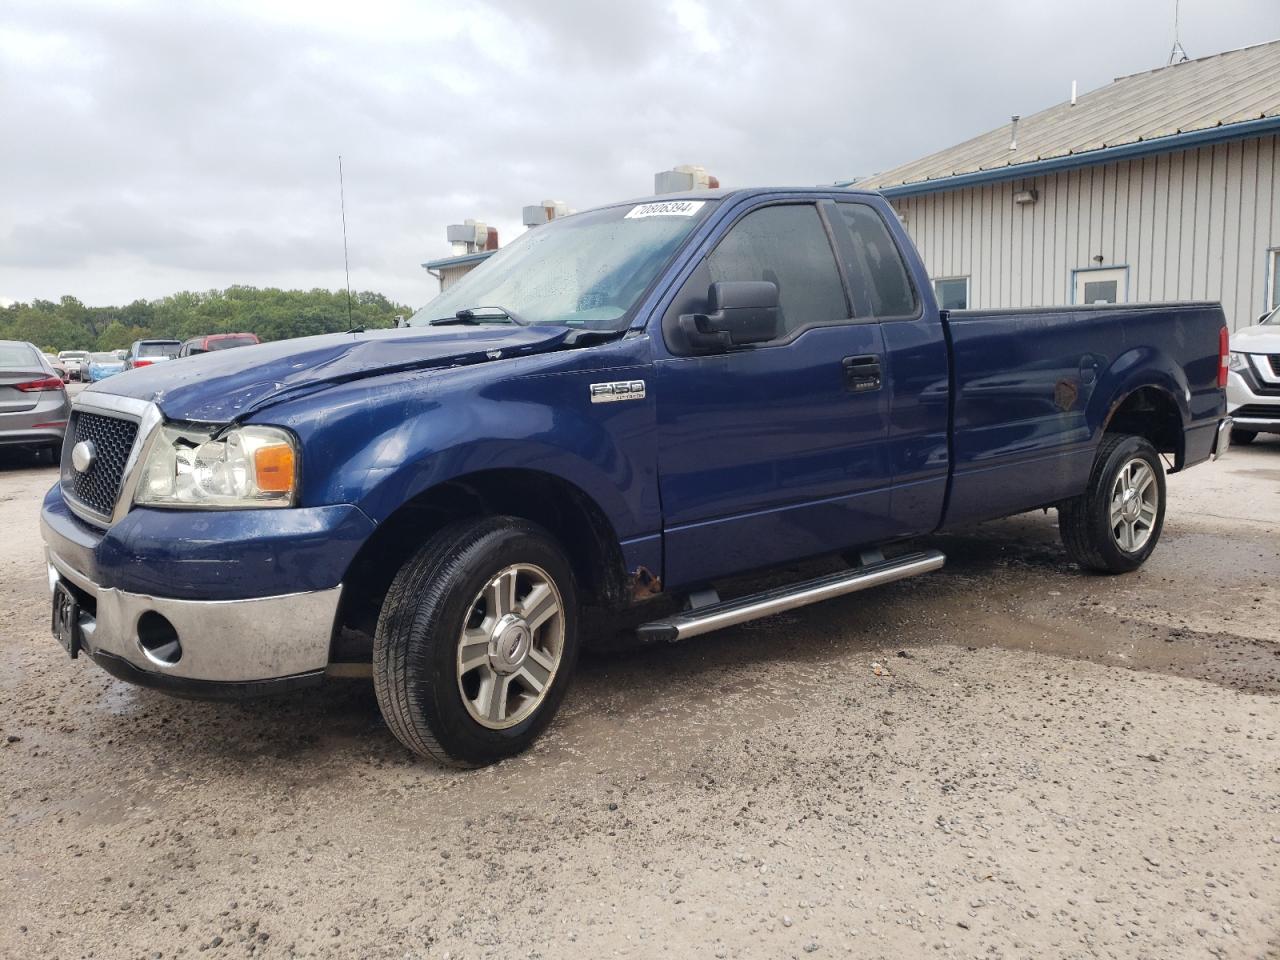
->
[941,301,1227,528]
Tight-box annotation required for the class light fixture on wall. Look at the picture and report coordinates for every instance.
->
[1013,188,1038,205]
[1092,254,1105,264]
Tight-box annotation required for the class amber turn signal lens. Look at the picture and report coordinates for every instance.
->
[253,444,296,494]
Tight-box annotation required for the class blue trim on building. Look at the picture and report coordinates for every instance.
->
[422,250,495,270]
[867,115,1280,198]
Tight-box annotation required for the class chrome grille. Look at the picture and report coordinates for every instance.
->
[65,412,139,518]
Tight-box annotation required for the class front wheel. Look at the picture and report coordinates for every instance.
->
[1058,434,1166,574]
[372,516,579,767]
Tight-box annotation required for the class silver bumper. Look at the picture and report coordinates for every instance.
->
[47,549,342,684]
[1212,417,1232,460]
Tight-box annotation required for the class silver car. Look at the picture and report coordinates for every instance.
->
[0,340,71,461]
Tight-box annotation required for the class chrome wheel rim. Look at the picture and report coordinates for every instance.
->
[457,563,564,730]
[1109,457,1158,553]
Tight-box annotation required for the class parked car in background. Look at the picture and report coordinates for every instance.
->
[124,339,181,370]
[86,352,127,383]
[44,354,69,382]
[40,187,1230,767]
[1,340,69,461]
[177,332,261,357]
[57,350,91,382]
[1227,305,1280,444]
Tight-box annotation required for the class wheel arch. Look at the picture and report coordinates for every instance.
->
[1091,347,1191,471]
[336,468,630,648]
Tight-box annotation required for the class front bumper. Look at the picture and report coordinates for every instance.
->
[47,547,342,690]
[1227,365,1280,433]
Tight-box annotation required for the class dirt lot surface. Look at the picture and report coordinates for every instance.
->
[2,431,1278,960]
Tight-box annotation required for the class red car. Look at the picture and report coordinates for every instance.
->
[177,333,261,357]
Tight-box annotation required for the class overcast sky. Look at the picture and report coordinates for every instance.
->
[2,0,1277,309]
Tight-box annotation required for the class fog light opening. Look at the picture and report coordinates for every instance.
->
[137,612,182,667]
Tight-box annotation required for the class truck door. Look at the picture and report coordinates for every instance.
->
[652,198,900,589]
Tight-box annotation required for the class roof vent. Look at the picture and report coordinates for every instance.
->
[1008,116,1020,152]
[522,200,571,228]
[445,219,498,255]
[654,164,720,195]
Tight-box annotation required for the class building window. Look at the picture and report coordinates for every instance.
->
[933,277,969,310]
[1071,267,1128,305]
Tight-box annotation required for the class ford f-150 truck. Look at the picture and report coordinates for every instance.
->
[41,187,1231,766]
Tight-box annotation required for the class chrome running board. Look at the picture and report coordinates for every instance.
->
[636,550,945,643]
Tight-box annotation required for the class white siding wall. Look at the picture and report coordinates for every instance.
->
[890,134,1280,330]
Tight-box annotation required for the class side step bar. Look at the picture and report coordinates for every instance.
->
[636,550,945,644]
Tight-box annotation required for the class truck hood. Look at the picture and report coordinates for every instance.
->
[84,324,572,423]
[1231,323,1280,354]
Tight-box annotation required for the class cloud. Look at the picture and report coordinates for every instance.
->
[1,0,1277,307]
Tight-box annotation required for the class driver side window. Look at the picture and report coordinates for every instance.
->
[705,204,849,337]
[665,203,849,347]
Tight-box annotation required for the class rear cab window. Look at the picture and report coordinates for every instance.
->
[834,202,920,319]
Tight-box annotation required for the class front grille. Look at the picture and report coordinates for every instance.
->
[1268,355,1280,377]
[66,412,139,518]
[1233,403,1280,420]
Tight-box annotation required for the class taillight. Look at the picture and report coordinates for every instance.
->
[14,376,65,392]
[1218,326,1229,388]
[133,359,153,368]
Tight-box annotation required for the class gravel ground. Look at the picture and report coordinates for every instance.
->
[1,431,1278,960]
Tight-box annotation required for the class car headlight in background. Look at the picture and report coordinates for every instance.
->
[135,424,298,508]
[1227,351,1249,373]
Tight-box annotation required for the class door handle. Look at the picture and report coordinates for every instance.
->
[842,355,882,393]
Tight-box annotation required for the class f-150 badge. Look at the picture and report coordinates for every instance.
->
[589,380,646,403]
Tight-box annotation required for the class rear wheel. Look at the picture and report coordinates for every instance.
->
[372,516,579,767]
[1058,434,1166,574]
[1230,428,1257,445]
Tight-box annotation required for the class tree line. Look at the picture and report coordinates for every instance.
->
[1,287,415,353]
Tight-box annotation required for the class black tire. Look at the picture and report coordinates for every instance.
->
[1058,434,1166,574]
[372,516,579,767]
[1230,428,1257,446]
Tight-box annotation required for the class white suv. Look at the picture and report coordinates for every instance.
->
[1227,307,1280,444]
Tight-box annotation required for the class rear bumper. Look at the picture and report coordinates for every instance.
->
[1212,417,1232,460]
[0,392,70,446]
[47,547,341,688]
[0,426,65,447]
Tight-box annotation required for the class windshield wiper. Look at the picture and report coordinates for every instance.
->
[429,306,527,327]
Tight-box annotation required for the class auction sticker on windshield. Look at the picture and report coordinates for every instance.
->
[624,200,705,219]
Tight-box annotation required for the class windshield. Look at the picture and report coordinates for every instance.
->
[60,351,89,360]
[409,199,717,330]
[138,341,179,357]
[90,352,118,362]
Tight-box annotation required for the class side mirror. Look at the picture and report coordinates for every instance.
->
[678,281,780,352]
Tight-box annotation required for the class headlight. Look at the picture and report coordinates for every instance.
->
[135,424,299,508]
[1227,352,1249,372]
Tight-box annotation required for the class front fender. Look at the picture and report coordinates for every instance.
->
[262,340,660,541]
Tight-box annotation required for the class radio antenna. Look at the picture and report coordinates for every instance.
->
[338,155,356,330]
[1168,0,1188,64]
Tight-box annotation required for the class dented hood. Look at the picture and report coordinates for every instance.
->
[86,324,571,423]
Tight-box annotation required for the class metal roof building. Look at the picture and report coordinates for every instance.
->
[854,39,1280,330]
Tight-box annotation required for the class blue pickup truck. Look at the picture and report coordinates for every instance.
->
[41,188,1231,766]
